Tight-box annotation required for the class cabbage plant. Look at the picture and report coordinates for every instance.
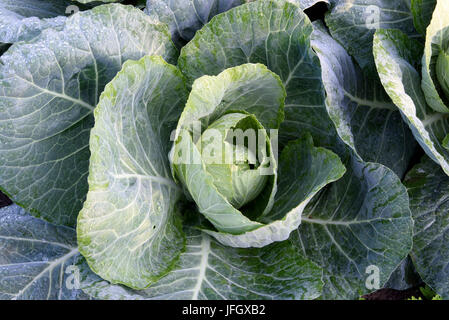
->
[374,0,449,175]
[373,0,449,299]
[1,0,440,300]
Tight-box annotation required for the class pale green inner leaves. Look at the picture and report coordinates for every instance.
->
[436,49,449,101]
[198,113,270,210]
[171,63,284,235]
[422,0,449,113]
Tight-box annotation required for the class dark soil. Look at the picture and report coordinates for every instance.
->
[0,191,12,208]
[304,1,329,22]
[363,286,425,301]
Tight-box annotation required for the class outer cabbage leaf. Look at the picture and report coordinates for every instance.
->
[373,28,449,176]
[145,0,248,48]
[384,256,422,291]
[178,0,414,298]
[178,0,336,147]
[78,221,323,300]
[302,0,329,9]
[289,0,330,10]
[0,0,72,17]
[411,0,437,35]
[405,156,449,299]
[0,0,75,43]
[312,21,417,178]
[292,153,413,299]
[326,0,418,76]
[0,204,88,300]
[421,0,449,113]
[203,133,346,248]
[77,56,188,289]
[0,4,177,227]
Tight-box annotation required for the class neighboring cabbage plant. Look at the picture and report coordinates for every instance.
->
[373,0,449,298]
[404,155,449,299]
[373,0,449,176]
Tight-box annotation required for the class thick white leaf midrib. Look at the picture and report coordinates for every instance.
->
[343,89,395,111]
[301,216,394,226]
[421,112,448,127]
[0,235,73,249]
[109,173,181,191]
[322,224,363,276]
[191,234,210,300]
[13,74,95,111]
